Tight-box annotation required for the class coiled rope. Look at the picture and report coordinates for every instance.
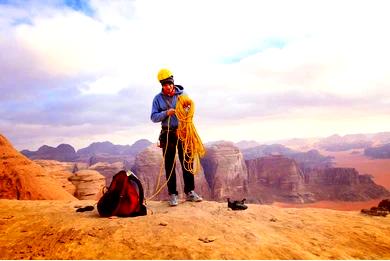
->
[176,95,206,175]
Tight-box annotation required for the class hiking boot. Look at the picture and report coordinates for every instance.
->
[186,191,203,202]
[168,194,178,207]
[227,198,248,211]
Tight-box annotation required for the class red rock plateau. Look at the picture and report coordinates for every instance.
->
[0,199,389,260]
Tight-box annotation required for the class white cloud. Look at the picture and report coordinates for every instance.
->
[90,0,137,26]
[13,11,110,76]
[80,75,132,95]
[1,0,390,149]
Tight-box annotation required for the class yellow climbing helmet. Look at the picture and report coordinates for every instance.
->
[157,68,173,82]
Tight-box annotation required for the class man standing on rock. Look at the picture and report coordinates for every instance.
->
[150,68,203,206]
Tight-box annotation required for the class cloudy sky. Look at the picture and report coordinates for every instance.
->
[1,0,390,150]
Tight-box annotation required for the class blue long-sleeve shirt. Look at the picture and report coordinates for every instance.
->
[150,85,185,128]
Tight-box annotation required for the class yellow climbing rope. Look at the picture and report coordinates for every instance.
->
[175,95,206,175]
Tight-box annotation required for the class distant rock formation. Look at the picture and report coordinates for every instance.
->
[21,140,152,164]
[364,143,390,159]
[68,170,106,200]
[242,144,333,169]
[88,162,125,186]
[276,132,390,151]
[122,139,154,155]
[0,134,76,200]
[235,140,260,150]
[290,149,333,169]
[276,137,321,151]
[77,140,152,157]
[76,141,129,156]
[133,145,211,200]
[246,155,313,203]
[21,144,78,162]
[316,134,373,151]
[241,144,295,160]
[201,141,248,201]
[87,155,134,169]
[246,154,389,203]
[303,167,390,201]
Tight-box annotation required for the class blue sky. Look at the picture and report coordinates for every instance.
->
[64,0,94,16]
[1,0,390,150]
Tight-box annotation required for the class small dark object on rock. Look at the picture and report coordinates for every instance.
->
[270,218,277,222]
[361,198,390,217]
[199,237,216,243]
[227,198,248,211]
[361,208,388,217]
[378,199,390,211]
[76,206,95,212]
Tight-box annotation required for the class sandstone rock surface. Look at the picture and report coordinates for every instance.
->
[246,155,312,203]
[0,134,76,200]
[68,170,106,200]
[88,162,124,186]
[201,141,248,201]
[1,199,390,260]
[303,167,390,201]
[246,155,389,203]
[34,160,76,195]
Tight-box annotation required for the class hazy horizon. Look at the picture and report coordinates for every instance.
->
[15,130,390,152]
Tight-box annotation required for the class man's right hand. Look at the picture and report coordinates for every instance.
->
[167,108,176,116]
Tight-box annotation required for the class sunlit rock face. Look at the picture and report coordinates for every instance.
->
[68,170,106,200]
[0,134,76,200]
[246,155,312,203]
[201,141,248,201]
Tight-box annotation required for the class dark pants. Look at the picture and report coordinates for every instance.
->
[159,128,195,195]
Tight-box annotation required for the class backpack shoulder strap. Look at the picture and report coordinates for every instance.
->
[162,94,180,110]
[161,95,172,109]
[128,174,145,206]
